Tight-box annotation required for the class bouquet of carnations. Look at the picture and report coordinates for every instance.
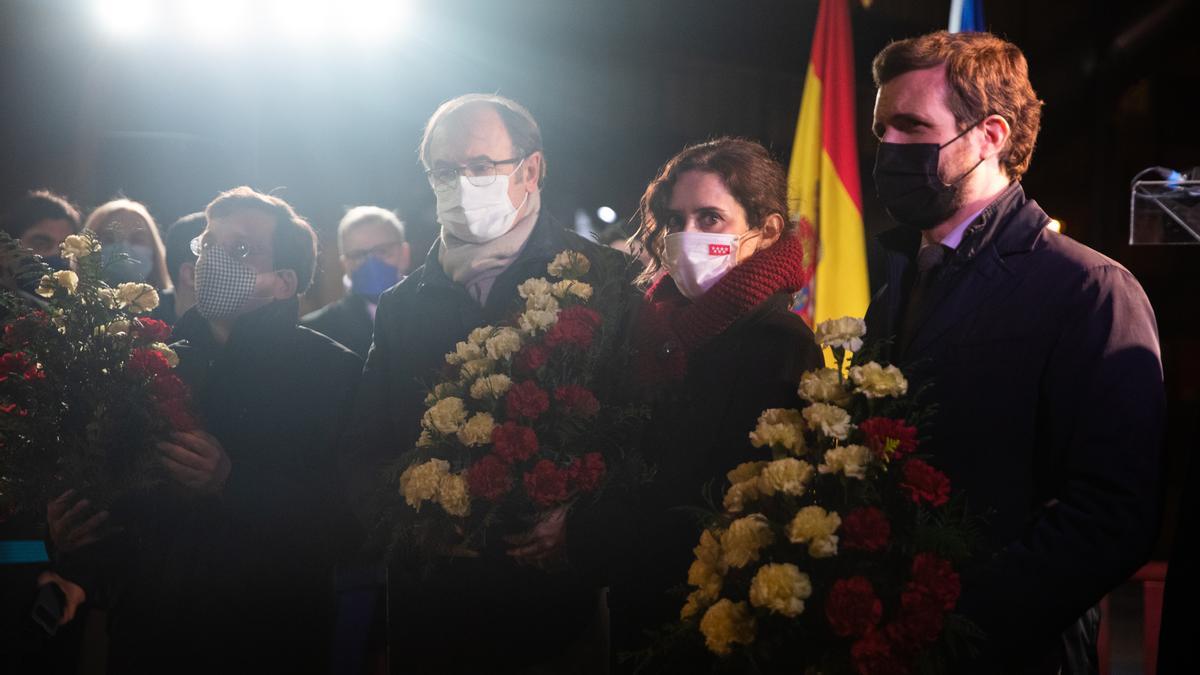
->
[380,249,646,562]
[0,231,197,516]
[665,318,981,675]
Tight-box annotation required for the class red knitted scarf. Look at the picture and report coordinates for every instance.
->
[634,228,813,385]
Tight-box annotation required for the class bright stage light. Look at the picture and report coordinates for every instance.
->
[338,0,406,40]
[597,206,617,224]
[1047,219,1062,233]
[94,0,156,39]
[180,0,248,43]
[273,0,331,41]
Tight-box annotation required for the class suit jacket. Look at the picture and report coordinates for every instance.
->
[302,292,375,359]
[864,182,1165,673]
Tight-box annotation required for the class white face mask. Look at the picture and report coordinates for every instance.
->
[662,230,760,300]
[436,160,529,244]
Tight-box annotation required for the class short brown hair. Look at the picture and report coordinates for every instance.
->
[634,137,795,283]
[205,187,318,295]
[2,190,81,239]
[418,94,547,186]
[872,31,1043,179]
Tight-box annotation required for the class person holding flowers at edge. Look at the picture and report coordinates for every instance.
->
[603,137,825,664]
[48,186,362,674]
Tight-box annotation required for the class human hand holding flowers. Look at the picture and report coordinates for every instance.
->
[156,430,231,494]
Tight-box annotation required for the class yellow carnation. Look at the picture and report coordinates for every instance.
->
[814,316,866,352]
[415,430,434,448]
[459,358,496,381]
[551,279,593,302]
[699,599,756,656]
[803,402,852,440]
[467,326,494,346]
[726,461,766,485]
[149,342,180,368]
[517,277,553,299]
[687,558,723,600]
[421,397,467,435]
[798,368,851,405]
[115,282,159,313]
[748,408,807,454]
[99,318,131,336]
[720,514,774,569]
[547,250,591,279]
[423,381,462,406]
[758,458,814,497]
[818,444,873,480]
[98,287,120,309]
[849,362,909,399]
[518,308,559,334]
[445,340,484,366]
[525,292,560,313]
[436,473,471,517]
[469,374,513,400]
[681,588,710,620]
[693,529,724,571]
[456,412,496,447]
[61,234,97,260]
[36,270,79,298]
[786,505,841,558]
[722,479,760,513]
[484,327,523,361]
[749,562,812,617]
[398,459,450,509]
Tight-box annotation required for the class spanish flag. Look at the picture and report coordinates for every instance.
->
[787,0,869,328]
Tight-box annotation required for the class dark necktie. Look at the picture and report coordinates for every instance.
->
[898,243,952,356]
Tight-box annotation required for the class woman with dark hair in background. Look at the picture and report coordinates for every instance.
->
[603,137,825,664]
[1,189,81,267]
[83,198,171,291]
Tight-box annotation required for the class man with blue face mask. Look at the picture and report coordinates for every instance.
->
[302,206,409,358]
[349,94,637,673]
[863,32,1163,674]
[51,186,362,674]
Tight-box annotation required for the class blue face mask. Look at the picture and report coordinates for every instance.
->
[348,255,400,302]
[101,243,155,285]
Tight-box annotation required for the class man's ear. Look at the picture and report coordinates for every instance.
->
[981,114,1012,163]
[272,269,299,299]
[398,242,412,275]
[522,151,543,190]
[179,261,196,290]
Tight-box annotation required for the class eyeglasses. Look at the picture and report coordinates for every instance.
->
[425,155,526,192]
[343,241,403,265]
[189,234,267,261]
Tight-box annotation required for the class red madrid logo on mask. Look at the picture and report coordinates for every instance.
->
[708,244,731,256]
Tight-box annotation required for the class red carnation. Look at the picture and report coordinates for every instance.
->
[467,455,514,502]
[505,380,549,420]
[491,422,540,464]
[909,553,961,611]
[0,348,30,381]
[128,348,172,379]
[515,344,550,373]
[826,576,883,638]
[899,459,951,507]
[894,588,946,646]
[132,318,172,344]
[523,459,570,508]
[842,507,891,553]
[859,417,919,460]
[567,452,606,493]
[850,626,911,675]
[1,402,29,417]
[544,306,602,351]
[554,384,600,418]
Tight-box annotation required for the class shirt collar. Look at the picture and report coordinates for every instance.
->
[923,206,986,251]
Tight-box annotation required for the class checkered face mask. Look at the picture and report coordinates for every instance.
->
[194,242,261,320]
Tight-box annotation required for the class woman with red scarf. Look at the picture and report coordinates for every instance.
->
[601,137,825,665]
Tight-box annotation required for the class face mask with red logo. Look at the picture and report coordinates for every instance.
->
[662,229,761,301]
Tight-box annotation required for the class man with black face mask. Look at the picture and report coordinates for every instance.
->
[864,32,1163,674]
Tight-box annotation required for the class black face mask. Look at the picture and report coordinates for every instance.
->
[872,121,986,230]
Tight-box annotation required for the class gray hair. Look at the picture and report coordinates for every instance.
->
[418,93,546,186]
[337,206,405,251]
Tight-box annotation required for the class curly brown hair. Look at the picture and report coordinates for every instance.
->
[633,137,795,284]
[872,31,1044,179]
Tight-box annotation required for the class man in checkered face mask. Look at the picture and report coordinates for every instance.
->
[51,186,363,673]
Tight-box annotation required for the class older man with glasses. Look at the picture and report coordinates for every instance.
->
[349,93,635,674]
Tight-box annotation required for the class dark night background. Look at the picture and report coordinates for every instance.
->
[1,0,1196,561]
